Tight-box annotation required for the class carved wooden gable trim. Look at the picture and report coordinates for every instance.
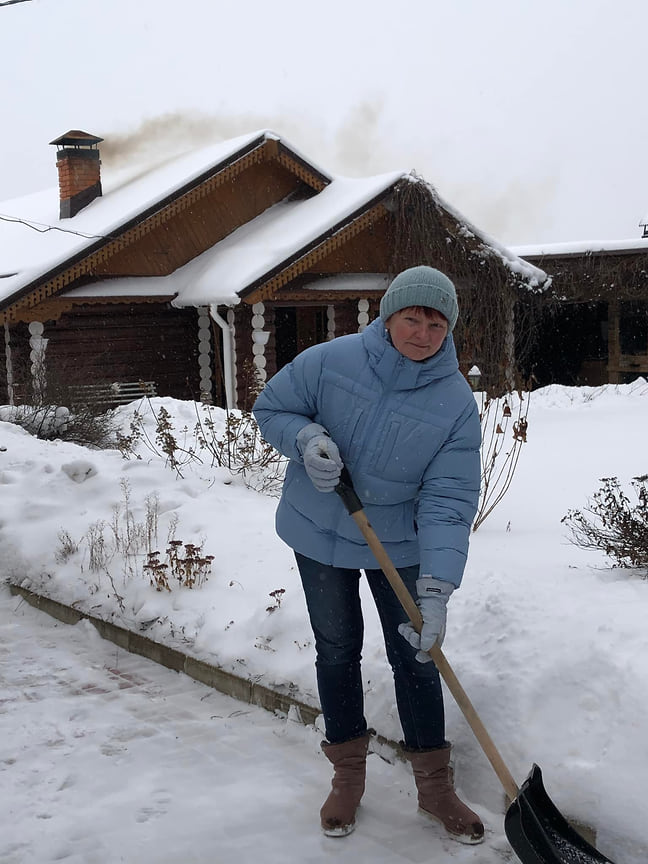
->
[242,202,388,303]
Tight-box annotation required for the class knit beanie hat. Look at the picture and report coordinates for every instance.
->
[379,266,459,331]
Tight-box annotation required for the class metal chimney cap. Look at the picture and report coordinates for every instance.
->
[49,130,104,148]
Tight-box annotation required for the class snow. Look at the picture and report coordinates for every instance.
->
[0,588,513,864]
[512,238,648,258]
[301,273,391,294]
[63,276,179,300]
[1,381,648,863]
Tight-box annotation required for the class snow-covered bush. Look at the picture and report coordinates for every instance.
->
[562,475,648,573]
[0,404,69,437]
[118,402,287,494]
[0,402,122,449]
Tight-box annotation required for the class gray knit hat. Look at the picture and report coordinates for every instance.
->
[379,266,459,331]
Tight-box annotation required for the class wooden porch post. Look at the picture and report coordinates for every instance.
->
[4,321,15,406]
[197,307,214,404]
[607,298,621,384]
[326,305,335,340]
[504,306,516,390]
[28,321,47,403]
[357,299,370,332]
[251,302,268,386]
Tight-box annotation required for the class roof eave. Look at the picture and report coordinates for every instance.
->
[520,246,648,262]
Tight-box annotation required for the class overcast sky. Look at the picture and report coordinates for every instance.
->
[1,0,647,245]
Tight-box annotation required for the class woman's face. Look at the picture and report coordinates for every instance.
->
[385,307,449,361]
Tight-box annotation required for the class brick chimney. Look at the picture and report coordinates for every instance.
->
[49,130,104,219]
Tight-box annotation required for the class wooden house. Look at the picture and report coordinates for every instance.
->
[512,240,648,386]
[0,129,547,412]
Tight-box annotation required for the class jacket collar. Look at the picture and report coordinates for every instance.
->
[361,317,459,389]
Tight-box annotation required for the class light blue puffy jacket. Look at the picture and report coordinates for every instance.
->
[252,316,481,587]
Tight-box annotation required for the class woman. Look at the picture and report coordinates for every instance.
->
[253,266,483,843]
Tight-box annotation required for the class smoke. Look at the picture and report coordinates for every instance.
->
[332,99,387,177]
[96,106,560,246]
[98,102,396,179]
[433,175,563,246]
[99,111,273,168]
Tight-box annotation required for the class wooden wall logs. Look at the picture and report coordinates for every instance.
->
[6,303,203,404]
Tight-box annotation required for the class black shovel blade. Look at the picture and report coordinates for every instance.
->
[504,764,615,864]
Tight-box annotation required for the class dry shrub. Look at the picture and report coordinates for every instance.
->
[562,476,648,573]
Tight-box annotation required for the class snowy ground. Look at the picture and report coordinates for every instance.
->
[1,380,648,863]
[0,585,510,864]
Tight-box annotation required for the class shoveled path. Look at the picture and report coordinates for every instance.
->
[0,584,512,864]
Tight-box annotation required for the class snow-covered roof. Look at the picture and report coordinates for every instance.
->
[63,276,179,300]
[62,177,404,309]
[0,128,547,309]
[512,237,648,258]
[0,130,303,306]
[172,174,404,307]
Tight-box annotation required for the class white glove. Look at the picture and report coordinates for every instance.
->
[398,576,454,663]
[296,423,343,493]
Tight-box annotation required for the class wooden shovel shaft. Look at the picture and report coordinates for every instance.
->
[348,506,520,802]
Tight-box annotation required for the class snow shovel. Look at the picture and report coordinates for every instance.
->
[334,467,615,864]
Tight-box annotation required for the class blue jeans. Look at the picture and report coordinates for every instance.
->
[295,552,446,750]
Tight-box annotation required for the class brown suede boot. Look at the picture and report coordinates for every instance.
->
[319,733,370,836]
[405,744,484,844]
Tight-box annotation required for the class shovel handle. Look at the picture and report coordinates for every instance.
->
[335,468,519,802]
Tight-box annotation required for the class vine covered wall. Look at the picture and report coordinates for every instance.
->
[387,178,545,394]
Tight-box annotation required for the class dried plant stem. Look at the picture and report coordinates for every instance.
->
[473,393,530,532]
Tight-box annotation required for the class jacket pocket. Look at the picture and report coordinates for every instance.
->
[362,499,418,543]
